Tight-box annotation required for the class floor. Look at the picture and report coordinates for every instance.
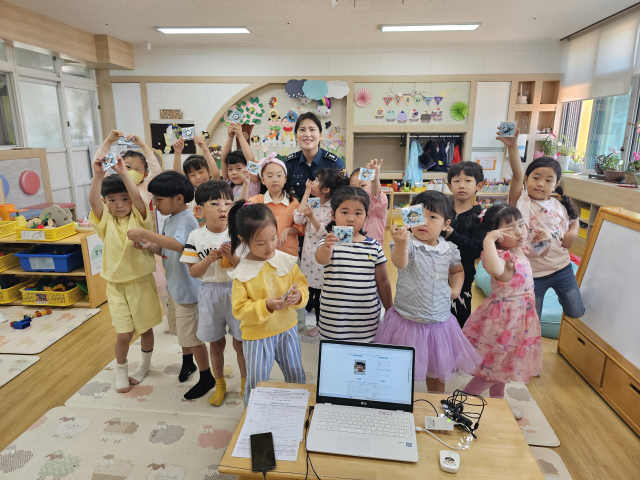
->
[1,231,639,480]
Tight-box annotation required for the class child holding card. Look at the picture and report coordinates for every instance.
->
[220,124,260,201]
[350,159,388,246]
[315,186,393,342]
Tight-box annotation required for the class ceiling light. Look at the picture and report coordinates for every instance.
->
[157,27,250,34]
[381,24,481,33]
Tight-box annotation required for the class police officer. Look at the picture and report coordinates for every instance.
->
[285,112,347,202]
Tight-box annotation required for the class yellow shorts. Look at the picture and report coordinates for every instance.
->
[167,294,203,347]
[107,274,162,334]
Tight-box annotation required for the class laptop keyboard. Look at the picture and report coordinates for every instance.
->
[315,410,413,438]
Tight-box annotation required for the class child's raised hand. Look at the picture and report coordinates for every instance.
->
[194,135,206,150]
[266,297,287,312]
[305,179,314,193]
[532,229,551,243]
[366,158,383,179]
[227,124,236,138]
[496,128,519,147]
[302,203,314,218]
[391,223,410,243]
[128,134,144,146]
[173,138,184,153]
[219,242,232,259]
[323,232,338,250]
[126,228,148,243]
[107,130,124,144]
[486,227,513,244]
[286,284,301,305]
[92,156,106,176]
[241,169,251,185]
[111,155,126,175]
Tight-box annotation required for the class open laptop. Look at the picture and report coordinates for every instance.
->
[306,340,418,462]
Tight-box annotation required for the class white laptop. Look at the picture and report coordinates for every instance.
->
[306,340,418,463]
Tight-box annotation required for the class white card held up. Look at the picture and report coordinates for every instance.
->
[402,204,425,228]
[358,168,375,181]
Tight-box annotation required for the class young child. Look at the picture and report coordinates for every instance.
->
[126,171,215,400]
[179,181,246,406]
[294,169,349,336]
[221,123,260,200]
[226,201,309,405]
[462,205,543,415]
[89,153,161,393]
[315,186,393,342]
[502,129,585,320]
[445,161,486,327]
[349,159,388,246]
[374,191,481,392]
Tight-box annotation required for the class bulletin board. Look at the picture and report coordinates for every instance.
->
[352,82,471,127]
[0,149,52,208]
[150,121,196,155]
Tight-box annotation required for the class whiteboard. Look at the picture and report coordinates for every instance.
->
[471,82,511,148]
[579,220,640,369]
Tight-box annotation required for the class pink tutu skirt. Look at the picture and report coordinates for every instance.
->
[374,307,482,382]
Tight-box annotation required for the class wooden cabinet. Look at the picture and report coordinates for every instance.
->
[557,320,606,387]
[602,361,640,431]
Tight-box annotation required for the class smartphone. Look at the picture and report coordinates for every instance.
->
[250,432,277,473]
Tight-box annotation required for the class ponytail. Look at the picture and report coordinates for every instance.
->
[554,185,578,220]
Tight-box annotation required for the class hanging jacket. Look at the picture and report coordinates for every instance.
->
[418,140,437,170]
[447,141,455,166]
[453,138,463,164]
[405,140,424,186]
[438,139,448,172]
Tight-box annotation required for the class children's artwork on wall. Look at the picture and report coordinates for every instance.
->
[393,95,403,105]
[397,111,408,123]
[285,79,306,98]
[324,121,332,129]
[316,105,331,117]
[434,96,443,105]
[403,96,411,107]
[326,80,350,99]
[410,109,420,121]
[354,88,373,108]
[151,122,196,155]
[0,158,47,208]
[385,110,396,122]
[302,80,328,100]
[374,107,385,118]
[286,110,298,123]
[383,96,392,106]
[432,108,443,122]
[424,96,432,106]
[268,97,277,108]
[421,112,431,123]
[269,109,279,121]
[414,95,422,105]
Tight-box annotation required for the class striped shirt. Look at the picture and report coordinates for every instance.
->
[317,236,386,342]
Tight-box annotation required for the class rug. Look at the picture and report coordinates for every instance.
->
[531,447,573,480]
[0,354,39,387]
[0,406,238,479]
[0,307,101,354]
[65,324,318,419]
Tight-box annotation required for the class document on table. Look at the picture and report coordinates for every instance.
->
[232,387,310,461]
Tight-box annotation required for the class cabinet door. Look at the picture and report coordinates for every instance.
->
[558,320,606,387]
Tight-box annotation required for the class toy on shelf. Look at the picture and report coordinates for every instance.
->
[23,276,77,293]
[0,275,24,289]
[25,204,74,230]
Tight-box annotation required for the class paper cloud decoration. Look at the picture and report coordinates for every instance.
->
[286,79,307,98]
[302,80,328,100]
[316,105,331,117]
[326,80,350,99]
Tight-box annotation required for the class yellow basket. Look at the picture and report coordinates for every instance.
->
[15,223,76,242]
[0,277,36,304]
[0,252,21,273]
[20,285,85,306]
[0,221,17,238]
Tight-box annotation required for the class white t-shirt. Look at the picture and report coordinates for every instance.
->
[180,227,234,283]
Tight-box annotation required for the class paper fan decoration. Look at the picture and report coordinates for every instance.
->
[354,88,373,108]
[450,102,469,121]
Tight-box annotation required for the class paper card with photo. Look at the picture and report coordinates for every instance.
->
[333,226,353,244]
[101,153,117,171]
[181,126,195,140]
[499,121,517,137]
[531,240,550,255]
[358,168,375,181]
[308,198,321,208]
[402,204,425,228]
[282,284,295,301]
[247,161,261,176]
[117,136,134,145]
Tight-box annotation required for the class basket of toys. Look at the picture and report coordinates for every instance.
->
[0,220,17,239]
[0,275,37,304]
[14,205,76,242]
[0,251,21,273]
[20,276,85,306]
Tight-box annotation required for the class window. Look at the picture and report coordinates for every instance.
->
[61,60,92,79]
[0,40,6,62]
[64,87,100,146]
[586,92,631,168]
[19,81,64,148]
[0,73,17,146]
[14,47,55,72]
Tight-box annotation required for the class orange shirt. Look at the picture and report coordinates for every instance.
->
[250,192,304,257]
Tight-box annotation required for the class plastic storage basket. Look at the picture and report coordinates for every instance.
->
[15,245,83,273]
[20,285,85,306]
[0,220,17,239]
[0,277,36,304]
[15,223,76,242]
[0,252,21,273]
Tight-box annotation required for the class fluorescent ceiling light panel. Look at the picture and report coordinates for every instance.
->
[381,24,481,32]
[157,27,250,34]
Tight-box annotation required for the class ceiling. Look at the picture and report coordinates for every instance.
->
[5,0,637,46]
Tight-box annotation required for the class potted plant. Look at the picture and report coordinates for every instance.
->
[541,133,559,158]
[570,150,585,172]
[594,148,624,181]
[556,135,576,171]
[625,152,640,185]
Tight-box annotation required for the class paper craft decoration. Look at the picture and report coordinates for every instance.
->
[450,102,469,121]
[316,104,331,117]
[201,131,210,140]
[251,135,260,143]
[285,79,307,98]
[374,106,385,118]
[499,121,517,137]
[117,136,134,145]
[284,111,297,124]
[247,161,260,175]
[358,168,375,181]
[333,226,353,244]
[434,96,443,105]
[40,205,73,227]
[394,95,403,105]
[421,112,431,123]
[181,126,195,140]
[410,109,420,121]
[303,80,329,100]
[403,96,412,106]
[308,198,321,208]
[222,97,265,129]
[383,96,392,106]
[269,97,277,108]
[414,95,422,105]
[354,88,373,108]
[229,108,243,123]
[432,108,443,122]
[324,121,332,129]
[269,109,279,121]
[424,97,432,106]
[402,205,425,228]
[397,111,408,123]
[101,153,117,171]
[384,110,396,122]
[326,80,350,99]
[159,109,183,119]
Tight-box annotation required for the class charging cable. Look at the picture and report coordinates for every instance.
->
[415,426,473,450]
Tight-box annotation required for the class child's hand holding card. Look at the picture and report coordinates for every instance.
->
[333,226,353,244]
[308,198,321,208]
[117,136,134,145]
[358,168,375,181]
[181,127,195,140]
[499,121,517,137]
[247,161,260,176]
[402,204,425,228]
[101,153,117,171]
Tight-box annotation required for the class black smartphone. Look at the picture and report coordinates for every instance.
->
[250,432,277,473]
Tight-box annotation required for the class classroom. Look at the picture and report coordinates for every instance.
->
[0,1,639,479]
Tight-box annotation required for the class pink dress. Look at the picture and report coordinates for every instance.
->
[462,249,542,384]
[363,192,388,246]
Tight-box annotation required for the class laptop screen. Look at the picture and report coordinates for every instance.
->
[317,341,414,411]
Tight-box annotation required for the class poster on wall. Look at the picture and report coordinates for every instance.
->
[150,121,196,155]
[86,234,104,276]
[476,157,497,170]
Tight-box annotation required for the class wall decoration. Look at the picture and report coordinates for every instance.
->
[410,109,420,121]
[385,110,396,122]
[319,97,331,109]
[421,112,431,123]
[324,121,332,129]
[383,96,392,106]
[450,101,469,121]
[316,104,331,117]
[424,96,432,106]
[302,80,329,100]
[0,158,47,208]
[286,110,298,123]
[432,108,443,122]
[268,97,277,108]
[159,109,183,120]
[397,111,408,123]
[414,95,422,105]
[281,116,294,141]
[393,95,403,105]
[285,79,307,98]
[151,122,196,155]
[250,135,260,143]
[434,96,443,105]
[268,109,279,121]
[354,88,373,108]
[326,80,349,99]
[374,107,385,118]
[221,97,266,148]
[403,96,411,107]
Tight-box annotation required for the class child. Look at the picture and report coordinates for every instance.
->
[445,161,486,327]
[226,201,309,405]
[221,123,261,200]
[179,181,246,406]
[315,186,393,342]
[502,129,585,320]
[349,159,388,246]
[294,169,349,336]
[126,171,215,400]
[88,153,161,393]
[462,205,543,415]
[374,191,481,393]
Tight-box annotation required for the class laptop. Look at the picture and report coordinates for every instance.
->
[306,340,418,462]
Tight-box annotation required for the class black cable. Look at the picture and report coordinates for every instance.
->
[440,389,486,438]
[304,406,320,480]
[413,398,439,416]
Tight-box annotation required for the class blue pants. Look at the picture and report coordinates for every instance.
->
[243,326,306,406]
[534,263,585,320]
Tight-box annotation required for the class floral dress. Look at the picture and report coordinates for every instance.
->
[293,200,332,289]
[462,249,542,383]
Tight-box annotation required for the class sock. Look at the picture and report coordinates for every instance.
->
[184,369,216,400]
[115,361,131,393]
[241,377,246,398]
[208,376,227,406]
[129,350,152,385]
[179,353,196,383]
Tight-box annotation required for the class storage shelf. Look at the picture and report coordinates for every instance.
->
[3,296,90,308]
[0,233,85,245]
[1,266,86,277]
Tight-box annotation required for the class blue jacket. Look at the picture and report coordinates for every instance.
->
[285,148,346,200]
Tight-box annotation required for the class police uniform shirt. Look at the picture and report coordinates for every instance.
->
[285,148,346,200]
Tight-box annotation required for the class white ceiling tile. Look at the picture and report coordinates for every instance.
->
[405,43,460,53]
[459,42,513,52]
[304,45,355,54]
[204,44,255,54]
[254,44,304,54]
[354,44,406,53]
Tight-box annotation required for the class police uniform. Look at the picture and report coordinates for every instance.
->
[285,148,347,201]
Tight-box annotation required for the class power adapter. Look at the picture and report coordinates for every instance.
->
[425,416,455,431]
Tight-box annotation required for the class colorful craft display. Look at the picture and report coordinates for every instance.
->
[410,109,420,121]
[25,205,73,230]
[302,80,329,100]
[434,96,443,105]
[385,111,396,122]
[383,96,392,106]
[421,112,431,123]
[374,107,385,118]
[326,80,350,99]
[268,97,277,108]
[450,102,469,121]
[354,88,373,108]
[397,111,408,123]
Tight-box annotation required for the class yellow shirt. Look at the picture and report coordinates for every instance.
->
[90,204,156,283]
[229,250,309,341]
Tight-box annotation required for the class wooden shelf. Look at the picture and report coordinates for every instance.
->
[1,266,86,277]
[0,232,89,245]
[3,296,90,308]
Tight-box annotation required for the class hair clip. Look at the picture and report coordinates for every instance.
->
[478,209,487,222]
[243,201,253,207]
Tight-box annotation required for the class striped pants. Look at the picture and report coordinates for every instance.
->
[243,326,306,406]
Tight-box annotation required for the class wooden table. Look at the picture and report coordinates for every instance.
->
[219,382,544,480]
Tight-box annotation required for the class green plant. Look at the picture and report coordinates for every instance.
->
[625,155,640,173]
[541,133,558,157]
[574,150,585,164]
[594,147,623,171]
[557,136,576,157]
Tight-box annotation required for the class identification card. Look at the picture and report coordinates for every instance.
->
[117,136,134,145]
[247,161,261,176]
[358,168,375,181]
[499,121,517,137]
[308,198,320,208]
[182,126,195,140]
[333,226,353,244]
[402,204,425,228]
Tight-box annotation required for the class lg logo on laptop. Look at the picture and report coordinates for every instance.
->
[361,401,367,405]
